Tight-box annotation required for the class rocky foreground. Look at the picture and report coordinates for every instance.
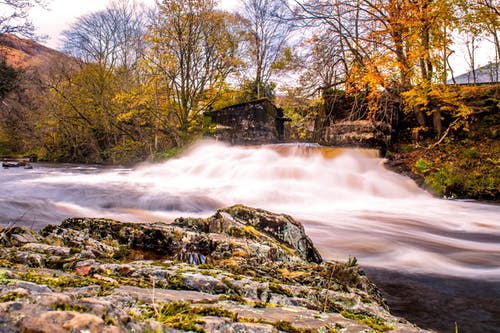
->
[0,205,431,333]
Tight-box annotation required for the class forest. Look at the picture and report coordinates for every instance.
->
[0,0,499,171]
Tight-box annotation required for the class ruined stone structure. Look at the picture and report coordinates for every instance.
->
[205,99,289,145]
[206,99,391,152]
[323,120,392,152]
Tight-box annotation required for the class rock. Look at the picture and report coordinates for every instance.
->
[0,227,40,246]
[202,316,278,333]
[21,243,71,257]
[0,205,432,333]
[214,205,322,263]
[182,273,228,293]
[12,281,53,294]
[20,311,114,333]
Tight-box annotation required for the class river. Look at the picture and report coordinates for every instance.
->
[1,140,499,332]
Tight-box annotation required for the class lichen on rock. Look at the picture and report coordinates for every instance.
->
[0,206,431,333]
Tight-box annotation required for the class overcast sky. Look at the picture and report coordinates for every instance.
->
[31,0,239,49]
[29,0,495,77]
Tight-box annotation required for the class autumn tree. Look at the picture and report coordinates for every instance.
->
[293,0,468,137]
[45,0,150,162]
[146,0,240,141]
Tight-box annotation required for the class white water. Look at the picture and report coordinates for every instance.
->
[1,141,499,280]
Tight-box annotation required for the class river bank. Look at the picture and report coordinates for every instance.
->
[0,205,428,333]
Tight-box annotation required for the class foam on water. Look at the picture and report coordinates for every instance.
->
[1,140,499,279]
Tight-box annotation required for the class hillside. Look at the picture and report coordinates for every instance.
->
[0,33,74,76]
[388,84,500,200]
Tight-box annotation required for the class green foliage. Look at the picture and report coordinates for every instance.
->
[154,147,182,161]
[415,159,433,174]
[402,84,473,134]
[0,57,19,99]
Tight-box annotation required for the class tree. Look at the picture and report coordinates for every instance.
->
[457,0,500,81]
[146,0,240,140]
[238,0,292,99]
[62,0,146,70]
[0,56,18,99]
[293,0,462,135]
[47,0,151,162]
[0,0,49,37]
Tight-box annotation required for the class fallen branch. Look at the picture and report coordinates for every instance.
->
[426,118,461,150]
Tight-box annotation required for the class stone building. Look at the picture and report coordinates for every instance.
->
[205,99,289,145]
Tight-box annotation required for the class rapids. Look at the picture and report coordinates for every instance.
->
[1,140,499,281]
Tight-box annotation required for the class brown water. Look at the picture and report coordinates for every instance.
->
[1,140,499,332]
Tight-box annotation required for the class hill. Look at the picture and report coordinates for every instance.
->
[0,33,74,77]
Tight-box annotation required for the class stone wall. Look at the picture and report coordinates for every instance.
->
[206,99,288,145]
[323,120,392,152]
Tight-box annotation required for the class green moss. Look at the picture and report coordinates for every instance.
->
[112,246,129,260]
[141,301,206,333]
[272,320,315,333]
[18,270,118,294]
[0,291,26,302]
[361,296,372,303]
[269,282,294,297]
[52,303,87,313]
[192,306,239,322]
[166,272,186,289]
[0,269,10,284]
[253,301,267,308]
[69,247,82,255]
[218,294,247,304]
[104,316,117,326]
[340,310,394,333]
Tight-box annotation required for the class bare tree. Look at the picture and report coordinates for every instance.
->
[62,0,146,71]
[0,0,50,37]
[238,0,292,99]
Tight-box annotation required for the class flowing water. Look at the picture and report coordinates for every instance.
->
[1,140,499,332]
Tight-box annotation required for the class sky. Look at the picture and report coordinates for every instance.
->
[30,0,240,49]
[28,0,496,77]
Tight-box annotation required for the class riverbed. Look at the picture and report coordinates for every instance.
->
[1,140,499,332]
